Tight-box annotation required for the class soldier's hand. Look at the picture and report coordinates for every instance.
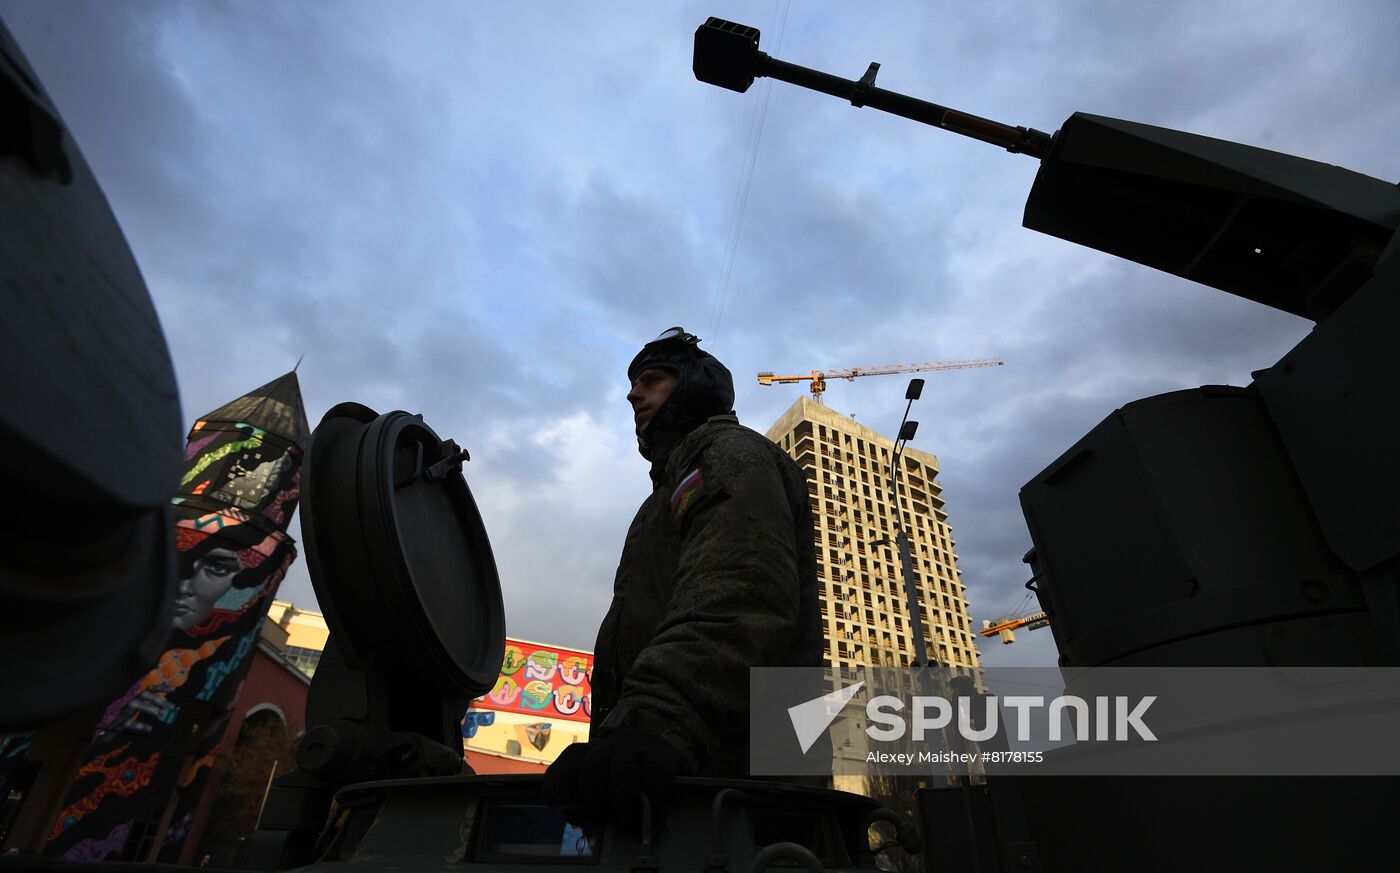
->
[541,727,687,836]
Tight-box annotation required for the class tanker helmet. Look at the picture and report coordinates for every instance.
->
[628,326,734,456]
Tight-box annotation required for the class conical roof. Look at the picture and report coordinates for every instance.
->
[197,370,311,451]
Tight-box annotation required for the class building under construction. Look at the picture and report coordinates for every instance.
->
[765,397,982,677]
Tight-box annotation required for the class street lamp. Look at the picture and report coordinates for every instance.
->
[883,378,934,669]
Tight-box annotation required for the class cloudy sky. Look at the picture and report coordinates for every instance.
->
[5,1,1396,670]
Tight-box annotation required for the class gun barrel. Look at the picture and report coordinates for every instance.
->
[695,17,1051,158]
[760,55,1052,158]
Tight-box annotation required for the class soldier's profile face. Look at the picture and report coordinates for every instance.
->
[628,367,678,432]
[173,547,242,631]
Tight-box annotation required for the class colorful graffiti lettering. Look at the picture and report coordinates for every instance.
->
[552,685,587,716]
[519,680,553,711]
[524,650,558,682]
[500,644,526,675]
[559,656,588,686]
[488,677,520,707]
[474,639,593,723]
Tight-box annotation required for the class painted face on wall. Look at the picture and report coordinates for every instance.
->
[172,547,243,631]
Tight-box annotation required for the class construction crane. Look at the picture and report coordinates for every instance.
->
[757,359,1003,402]
[978,580,1051,644]
[980,611,1050,645]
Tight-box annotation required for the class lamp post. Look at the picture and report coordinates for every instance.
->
[875,378,935,669]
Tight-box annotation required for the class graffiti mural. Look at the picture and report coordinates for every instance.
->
[0,731,37,843]
[522,723,551,752]
[43,373,308,863]
[461,712,495,739]
[472,640,593,723]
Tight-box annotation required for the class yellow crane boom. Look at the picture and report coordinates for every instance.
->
[979,611,1050,645]
[756,359,1004,402]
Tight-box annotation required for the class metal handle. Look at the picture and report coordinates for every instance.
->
[630,793,657,873]
[752,842,823,873]
[425,439,470,481]
[705,788,750,871]
[862,808,923,855]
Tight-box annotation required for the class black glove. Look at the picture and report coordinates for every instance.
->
[541,726,688,836]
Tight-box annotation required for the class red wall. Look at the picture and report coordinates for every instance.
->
[179,641,309,865]
[465,749,548,775]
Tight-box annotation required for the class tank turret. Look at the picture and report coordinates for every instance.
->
[694,15,1400,872]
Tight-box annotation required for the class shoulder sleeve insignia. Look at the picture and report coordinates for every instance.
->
[669,467,703,524]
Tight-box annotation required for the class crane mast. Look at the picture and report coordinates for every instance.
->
[757,359,1003,402]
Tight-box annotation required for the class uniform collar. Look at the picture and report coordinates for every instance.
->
[646,414,739,487]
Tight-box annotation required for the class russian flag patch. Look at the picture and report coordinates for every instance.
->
[670,467,703,524]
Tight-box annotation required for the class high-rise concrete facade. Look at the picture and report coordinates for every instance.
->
[765,397,982,677]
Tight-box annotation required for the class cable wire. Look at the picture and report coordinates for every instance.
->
[707,0,791,349]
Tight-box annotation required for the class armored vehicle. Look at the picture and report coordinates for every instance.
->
[4,12,1398,873]
[694,15,1400,872]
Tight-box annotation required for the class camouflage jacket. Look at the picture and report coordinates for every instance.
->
[589,414,822,775]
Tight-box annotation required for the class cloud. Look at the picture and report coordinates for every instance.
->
[4,0,1395,670]
[470,410,650,650]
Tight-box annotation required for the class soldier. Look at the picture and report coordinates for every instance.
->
[543,327,823,832]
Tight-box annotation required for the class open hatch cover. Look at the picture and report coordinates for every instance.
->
[300,402,505,700]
